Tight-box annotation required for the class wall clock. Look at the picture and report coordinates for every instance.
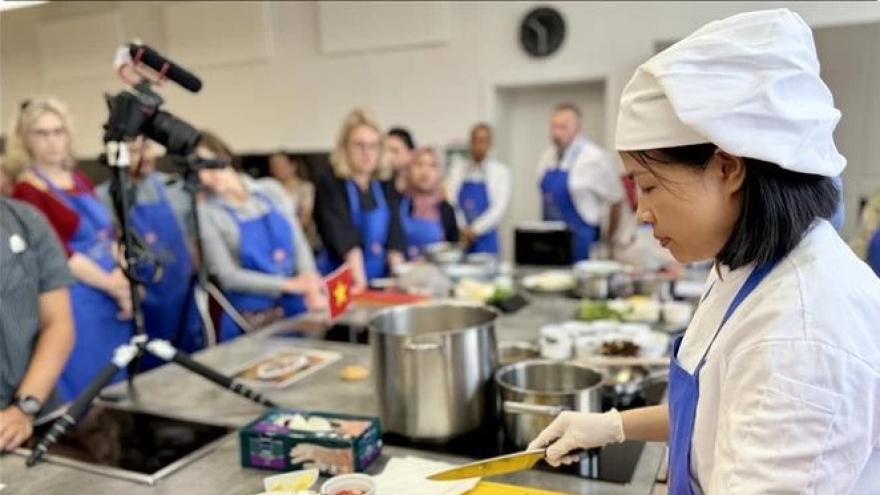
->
[519,6,566,58]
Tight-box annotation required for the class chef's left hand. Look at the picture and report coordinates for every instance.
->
[0,406,34,452]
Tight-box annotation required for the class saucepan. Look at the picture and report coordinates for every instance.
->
[494,360,603,449]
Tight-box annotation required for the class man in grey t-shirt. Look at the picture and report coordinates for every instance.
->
[0,198,75,451]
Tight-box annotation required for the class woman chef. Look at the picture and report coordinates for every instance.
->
[529,9,880,495]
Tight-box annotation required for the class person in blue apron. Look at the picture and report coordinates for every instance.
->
[97,137,203,370]
[537,104,626,262]
[445,123,510,256]
[313,109,406,292]
[399,147,459,260]
[33,170,133,403]
[7,98,133,404]
[194,131,324,342]
[527,10,880,494]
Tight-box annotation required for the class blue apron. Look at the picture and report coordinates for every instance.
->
[129,174,202,368]
[458,177,499,255]
[540,142,599,262]
[399,196,445,260]
[317,180,390,281]
[217,193,306,342]
[667,259,780,495]
[35,171,131,402]
[867,229,880,277]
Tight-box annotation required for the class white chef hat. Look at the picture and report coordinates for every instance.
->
[615,9,845,177]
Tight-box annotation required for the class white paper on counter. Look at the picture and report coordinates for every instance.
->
[373,457,479,495]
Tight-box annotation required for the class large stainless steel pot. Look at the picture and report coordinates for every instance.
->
[370,302,499,441]
[495,360,603,449]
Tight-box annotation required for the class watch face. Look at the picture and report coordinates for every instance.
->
[519,7,567,58]
[17,396,41,415]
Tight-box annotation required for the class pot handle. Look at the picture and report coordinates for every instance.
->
[402,340,444,352]
[503,401,568,417]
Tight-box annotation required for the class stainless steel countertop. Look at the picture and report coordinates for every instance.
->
[0,296,667,495]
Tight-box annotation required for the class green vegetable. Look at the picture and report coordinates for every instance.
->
[488,286,515,304]
[577,301,624,321]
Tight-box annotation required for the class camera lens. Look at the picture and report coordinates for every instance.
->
[147,110,200,156]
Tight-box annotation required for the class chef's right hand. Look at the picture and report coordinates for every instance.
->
[527,410,626,467]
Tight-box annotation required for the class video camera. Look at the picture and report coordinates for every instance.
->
[102,42,219,168]
[103,80,199,156]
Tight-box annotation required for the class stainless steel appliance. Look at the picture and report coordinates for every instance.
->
[495,360,604,449]
[369,302,499,441]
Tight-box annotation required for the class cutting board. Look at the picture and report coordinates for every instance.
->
[465,481,576,495]
[352,290,429,307]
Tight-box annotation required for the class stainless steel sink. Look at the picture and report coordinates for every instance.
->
[14,405,235,485]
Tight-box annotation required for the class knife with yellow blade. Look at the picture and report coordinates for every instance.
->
[426,449,549,481]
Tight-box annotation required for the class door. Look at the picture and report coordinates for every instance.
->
[494,80,607,262]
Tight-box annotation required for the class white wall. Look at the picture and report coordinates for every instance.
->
[3,1,880,156]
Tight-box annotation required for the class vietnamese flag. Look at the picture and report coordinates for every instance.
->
[324,264,354,320]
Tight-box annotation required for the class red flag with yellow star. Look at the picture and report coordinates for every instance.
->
[324,264,353,320]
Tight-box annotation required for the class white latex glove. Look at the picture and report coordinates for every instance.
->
[527,410,626,467]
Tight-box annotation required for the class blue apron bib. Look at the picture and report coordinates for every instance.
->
[217,194,306,342]
[129,174,202,367]
[867,228,880,277]
[667,259,780,495]
[540,142,599,262]
[35,170,131,402]
[458,178,499,255]
[399,196,445,260]
[316,180,391,281]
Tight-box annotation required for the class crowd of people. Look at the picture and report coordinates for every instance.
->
[0,72,878,455]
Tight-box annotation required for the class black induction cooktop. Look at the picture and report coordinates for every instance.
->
[19,405,234,483]
[383,382,666,485]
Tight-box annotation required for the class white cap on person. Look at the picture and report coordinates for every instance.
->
[614,8,845,178]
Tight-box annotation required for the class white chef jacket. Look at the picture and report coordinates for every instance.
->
[535,136,626,225]
[445,157,511,236]
[678,220,880,494]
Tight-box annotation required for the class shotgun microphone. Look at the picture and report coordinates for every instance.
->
[128,43,203,93]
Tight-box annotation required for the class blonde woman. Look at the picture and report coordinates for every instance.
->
[5,98,132,402]
[313,108,405,292]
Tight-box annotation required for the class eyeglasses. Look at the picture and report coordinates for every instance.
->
[348,140,380,152]
[28,127,67,139]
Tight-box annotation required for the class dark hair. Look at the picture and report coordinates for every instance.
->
[198,130,237,168]
[470,122,493,141]
[628,144,838,270]
[554,102,582,119]
[387,127,416,150]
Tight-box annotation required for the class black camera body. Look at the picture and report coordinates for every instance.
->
[103,80,200,157]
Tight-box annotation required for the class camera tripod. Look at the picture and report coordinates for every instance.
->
[26,140,275,468]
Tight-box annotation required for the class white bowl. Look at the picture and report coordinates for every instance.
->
[573,260,624,276]
[539,325,573,360]
[559,321,600,338]
[662,301,694,326]
[320,473,377,495]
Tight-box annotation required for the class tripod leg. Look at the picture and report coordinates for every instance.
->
[204,282,255,334]
[192,284,218,347]
[26,344,140,467]
[145,340,278,408]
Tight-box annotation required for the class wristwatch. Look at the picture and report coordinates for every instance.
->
[13,395,42,416]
